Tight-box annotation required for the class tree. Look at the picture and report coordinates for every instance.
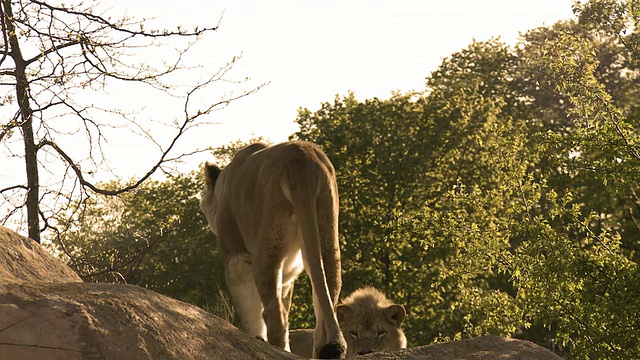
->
[52,172,234,320]
[293,92,429,290]
[291,41,535,339]
[518,19,640,262]
[0,0,261,243]
[513,5,640,355]
[293,31,640,357]
[575,0,640,67]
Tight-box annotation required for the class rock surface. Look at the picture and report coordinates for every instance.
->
[356,335,562,360]
[0,226,562,359]
[0,282,297,360]
[0,227,296,360]
[0,226,81,283]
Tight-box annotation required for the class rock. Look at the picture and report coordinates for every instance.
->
[0,227,561,360]
[289,330,560,359]
[0,282,298,360]
[0,227,298,360]
[0,227,81,283]
[354,335,562,359]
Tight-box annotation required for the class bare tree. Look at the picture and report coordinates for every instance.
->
[0,1,262,243]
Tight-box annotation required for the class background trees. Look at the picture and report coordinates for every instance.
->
[49,0,640,358]
[290,21,639,355]
[53,173,232,318]
[292,38,535,344]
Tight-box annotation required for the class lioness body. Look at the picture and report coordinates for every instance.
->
[201,141,347,359]
[290,287,407,358]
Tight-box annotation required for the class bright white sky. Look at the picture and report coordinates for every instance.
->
[2,0,576,232]
[201,0,575,137]
[160,0,576,170]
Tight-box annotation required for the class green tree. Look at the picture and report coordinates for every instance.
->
[519,19,640,263]
[293,29,640,357]
[52,172,233,319]
[513,3,640,355]
[291,38,535,341]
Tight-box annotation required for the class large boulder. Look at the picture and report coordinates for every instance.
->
[355,336,562,360]
[0,227,561,359]
[0,226,81,283]
[0,282,297,360]
[0,227,297,360]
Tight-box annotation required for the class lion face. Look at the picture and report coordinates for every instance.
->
[336,287,407,357]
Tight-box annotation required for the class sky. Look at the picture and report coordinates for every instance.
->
[159,0,576,172]
[2,0,576,232]
[197,0,575,140]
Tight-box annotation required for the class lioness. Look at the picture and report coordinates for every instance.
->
[200,141,347,359]
[290,287,407,357]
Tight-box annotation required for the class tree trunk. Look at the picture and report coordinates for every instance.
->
[3,0,40,243]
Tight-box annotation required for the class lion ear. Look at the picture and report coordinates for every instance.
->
[204,162,222,190]
[336,304,352,323]
[384,305,406,327]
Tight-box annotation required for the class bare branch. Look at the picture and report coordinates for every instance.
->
[38,72,265,197]
[1,184,28,193]
[0,0,258,242]
[29,0,218,38]
[25,39,80,66]
[0,2,8,67]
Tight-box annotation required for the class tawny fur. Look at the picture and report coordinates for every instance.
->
[290,286,407,358]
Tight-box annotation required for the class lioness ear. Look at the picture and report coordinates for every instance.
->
[336,304,351,323]
[384,305,406,327]
[204,162,222,190]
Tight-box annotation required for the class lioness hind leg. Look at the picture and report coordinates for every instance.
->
[311,267,347,359]
[225,255,266,340]
[314,194,347,359]
[311,293,328,355]
[308,250,347,359]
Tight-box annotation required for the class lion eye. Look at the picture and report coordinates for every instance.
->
[377,330,386,338]
[350,331,358,339]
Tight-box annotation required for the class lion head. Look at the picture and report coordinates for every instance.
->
[336,286,407,357]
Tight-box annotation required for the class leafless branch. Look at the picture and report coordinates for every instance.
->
[0,3,7,67]
[29,0,218,38]
[38,72,266,196]
[0,0,259,242]
[25,39,80,66]
[1,184,28,193]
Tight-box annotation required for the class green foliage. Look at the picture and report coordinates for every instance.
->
[51,2,640,359]
[52,173,233,321]
[291,38,536,345]
[209,136,269,166]
[575,0,640,66]
[291,14,640,356]
[519,14,640,265]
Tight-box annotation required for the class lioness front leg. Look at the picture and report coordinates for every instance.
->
[253,248,289,350]
[225,255,267,340]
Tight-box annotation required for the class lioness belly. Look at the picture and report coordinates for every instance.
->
[282,217,304,285]
[283,250,304,286]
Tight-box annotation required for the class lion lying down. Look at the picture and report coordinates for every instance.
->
[290,287,407,358]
